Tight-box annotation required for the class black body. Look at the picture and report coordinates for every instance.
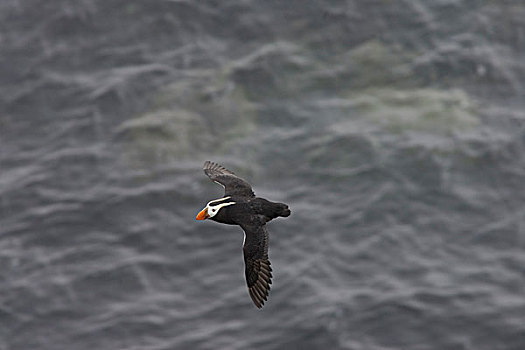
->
[211,197,289,226]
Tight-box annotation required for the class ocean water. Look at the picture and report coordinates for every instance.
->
[1,1,525,349]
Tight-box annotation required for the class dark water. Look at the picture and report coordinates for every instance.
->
[2,1,525,349]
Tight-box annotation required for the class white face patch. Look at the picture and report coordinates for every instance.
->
[206,196,236,218]
[206,196,231,206]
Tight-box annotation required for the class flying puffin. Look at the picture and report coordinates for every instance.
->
[196,161,291,308]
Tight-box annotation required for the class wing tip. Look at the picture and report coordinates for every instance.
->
[249,287,269,309]
[247,265,272,309]
[203,160,214,171]
[203,160,236,175]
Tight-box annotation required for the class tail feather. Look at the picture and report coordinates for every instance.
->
[274,203,291,218]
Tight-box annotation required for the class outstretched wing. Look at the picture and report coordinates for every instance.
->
[241,224,272,308]
[203,161,255,198]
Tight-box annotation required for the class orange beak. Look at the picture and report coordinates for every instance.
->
[196,208,209,220]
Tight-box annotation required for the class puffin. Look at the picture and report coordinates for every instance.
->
[196,161,291,308]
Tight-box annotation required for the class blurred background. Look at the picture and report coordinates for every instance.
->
[1,1,525,349]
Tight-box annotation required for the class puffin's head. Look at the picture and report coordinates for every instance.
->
[196,196,236,220]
